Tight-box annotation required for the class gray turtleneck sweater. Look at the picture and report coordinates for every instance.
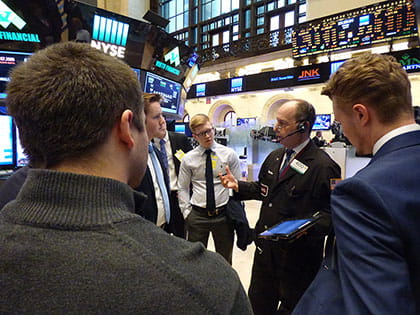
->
[0,169,252,314]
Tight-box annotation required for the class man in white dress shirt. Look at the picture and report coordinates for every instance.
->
[178,114,241,264]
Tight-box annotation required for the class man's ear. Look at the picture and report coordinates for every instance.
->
[352,103,370,126]
[119,110,135,149]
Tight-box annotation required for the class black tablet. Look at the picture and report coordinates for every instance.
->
[258,215,322,240]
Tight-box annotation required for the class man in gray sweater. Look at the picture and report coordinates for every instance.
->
[0,42,252,314]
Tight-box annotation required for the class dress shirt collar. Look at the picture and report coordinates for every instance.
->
[288,138,310,156]
[373,124,420,155]
[198,141,217,154]
[153,132,169,147]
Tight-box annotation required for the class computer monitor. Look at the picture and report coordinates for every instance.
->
[15,126,29,167]
[174,122,192,137]
[0,51,32,101]
[0,113,14,169]
[144,71,181,115]
[312,114,332,130]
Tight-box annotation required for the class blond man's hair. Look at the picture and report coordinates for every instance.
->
[189,114,211,134]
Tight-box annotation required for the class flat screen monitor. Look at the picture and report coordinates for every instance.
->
[0,51,32,100]
[0,114,14,169]
[174,122,192,137]
[312,114,332,130]
[132,68,141,81]
[15,126,29,167]
[237,117,257,126]
[144,72,181,115]
[330,60,346,74]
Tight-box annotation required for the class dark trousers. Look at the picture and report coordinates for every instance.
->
[167,190,186,239]
[248,236,324,315]
[186,207,234,264]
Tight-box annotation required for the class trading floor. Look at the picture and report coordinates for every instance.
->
[208,199,261,289]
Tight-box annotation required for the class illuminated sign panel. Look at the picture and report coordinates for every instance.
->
[155,60,181,75]
[196,83,206,97]
[297,68,321,81]
[231,77,244,92]
[91,15,129,58]
[0,1,40,43]
[164,46,180,67]
[0,0,26,30]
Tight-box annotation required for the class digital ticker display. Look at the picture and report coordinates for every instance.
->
[293,0,417,58]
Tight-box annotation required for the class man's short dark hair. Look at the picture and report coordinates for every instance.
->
[6,42,144,168]
[287,99,316,132]
[143,93,162,115]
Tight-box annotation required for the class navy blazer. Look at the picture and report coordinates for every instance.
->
[294,130,420,314]
[134,146,171,224]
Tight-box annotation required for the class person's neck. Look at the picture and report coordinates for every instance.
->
[370,118,415,148]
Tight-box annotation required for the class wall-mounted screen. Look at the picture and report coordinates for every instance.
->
[196,83,206,97]
[144,71,181,115]
[312,114,332,130]
[293,0,417,58]
[0,50,32,100]
[0,114,14,168]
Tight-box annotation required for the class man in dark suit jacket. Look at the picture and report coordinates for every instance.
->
[135,94,172,232]
[154,130,193,238]
[221,99,341,315]
[222,100,340,314]
[294,54,420,314]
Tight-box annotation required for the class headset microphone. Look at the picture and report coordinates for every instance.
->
[277,121,307,141]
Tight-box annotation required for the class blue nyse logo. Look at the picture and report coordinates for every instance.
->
[91,15,129,58]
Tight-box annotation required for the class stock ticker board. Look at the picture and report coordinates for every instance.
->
[293,0,417,58]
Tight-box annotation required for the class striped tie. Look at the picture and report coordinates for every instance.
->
[55,0,68,30]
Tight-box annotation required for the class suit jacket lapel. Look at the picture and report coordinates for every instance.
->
[276,141,315,186]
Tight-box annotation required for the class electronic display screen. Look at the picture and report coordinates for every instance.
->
[237,118,257,126]
[0,50,32,99]
[15,126,28,167]
[230,77,244,93]
[312,114,332,130]
[330,60,346,74]
[293,0,417,58]
[144,71,181,114]
[174,122,192,137]
[196,83,206,97]
[174,123,185,133]
[0,114,13,167]
[132,68,141,81]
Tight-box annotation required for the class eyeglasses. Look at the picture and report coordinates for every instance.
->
[275,120,298,131]
[195,128,214,138]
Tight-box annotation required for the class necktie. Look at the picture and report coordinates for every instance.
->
[205,149,216,211]
[159,138,169,173]
[149,144,171,223]
[279,148,294,176]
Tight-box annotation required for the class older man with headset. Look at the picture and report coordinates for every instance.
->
[221,99,341,315]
